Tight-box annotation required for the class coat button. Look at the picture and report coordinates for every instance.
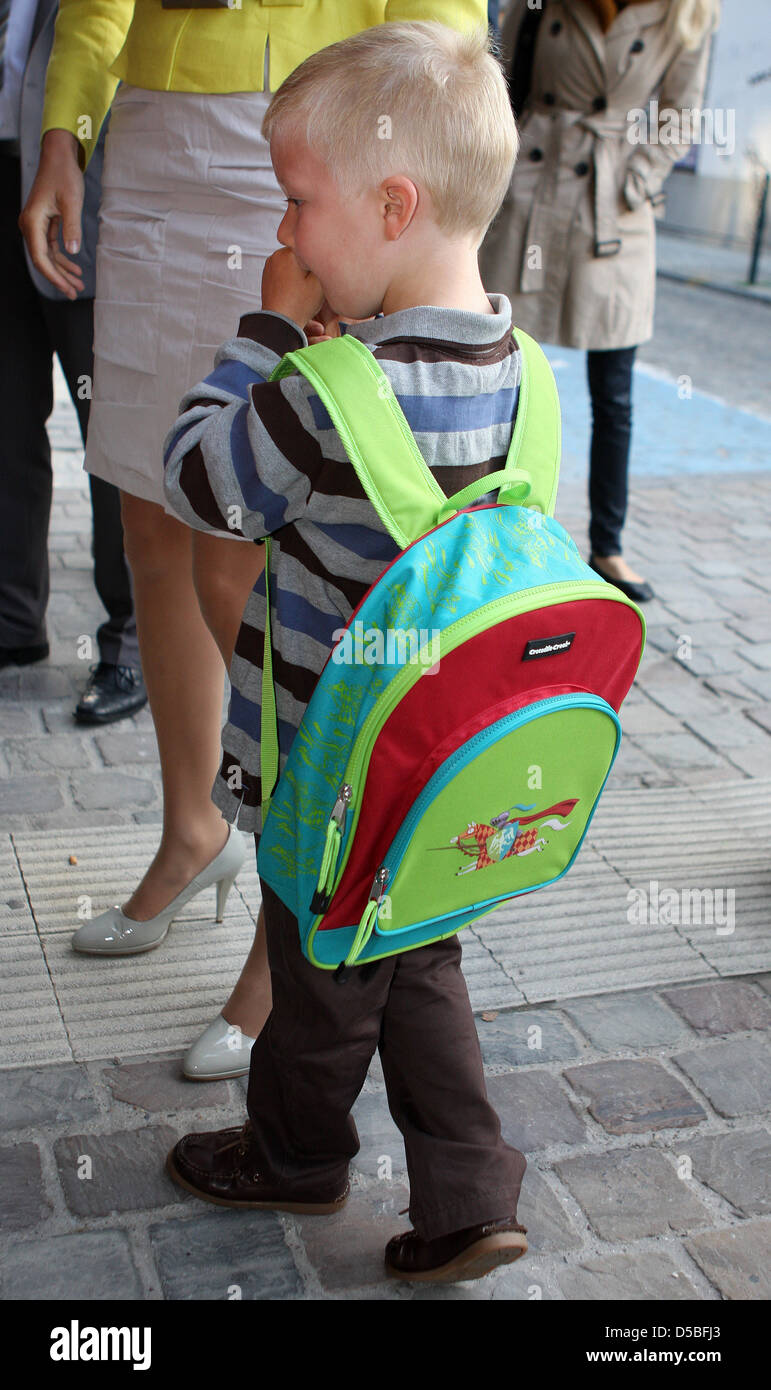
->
[550,20,562,34]
[630,39,645,53]
[592,96,607,112]
[574,161,590,176]
[529,147,544,162]
[543,92,556,105]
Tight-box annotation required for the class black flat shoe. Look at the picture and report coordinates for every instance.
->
[589,555,654,604]
[74,662,148,725]
[0,641,49,670]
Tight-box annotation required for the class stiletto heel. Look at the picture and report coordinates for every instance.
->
[215,871,239,922]
[71,824,249,955]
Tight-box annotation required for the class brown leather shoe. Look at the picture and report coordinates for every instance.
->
[385,1215,528,1283]
[166,1121,350,1214]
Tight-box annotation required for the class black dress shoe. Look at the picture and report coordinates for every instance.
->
[0,641,49,671]
[589,555,654,603]
[74,662,148,725]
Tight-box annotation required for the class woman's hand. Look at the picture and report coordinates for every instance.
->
[261,247,325,329]
[19,129,86,299]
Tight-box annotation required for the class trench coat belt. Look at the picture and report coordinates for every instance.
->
[518,104,631,292]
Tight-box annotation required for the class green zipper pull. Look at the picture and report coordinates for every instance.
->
[345,866,389,965]
[310,783,352,915]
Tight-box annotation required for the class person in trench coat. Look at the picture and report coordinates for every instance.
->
[479,0,720,601]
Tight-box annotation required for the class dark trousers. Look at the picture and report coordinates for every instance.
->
[587,345,637,558]
[0,148,138,665]
[246,872,527,1242]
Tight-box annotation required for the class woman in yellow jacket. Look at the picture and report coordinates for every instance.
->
[21,0,486,1077]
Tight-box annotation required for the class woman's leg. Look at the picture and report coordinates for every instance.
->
[586,345,646,583]
[191,530,272,1038]
[191,530,265,670]
[219,903,270,1037]
[118,491,234,919]
[118,496,272,1039]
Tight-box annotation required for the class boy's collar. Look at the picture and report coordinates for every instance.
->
[339,293,513,346]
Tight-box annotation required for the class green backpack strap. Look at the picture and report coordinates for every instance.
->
[512,325,561,517]
[258,325,561,820]
[271,335,445,549]
[270,326,560,542]
[259,534,279,826]
[438,327,561,522]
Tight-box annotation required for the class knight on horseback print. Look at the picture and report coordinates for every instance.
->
[444,799,580,875]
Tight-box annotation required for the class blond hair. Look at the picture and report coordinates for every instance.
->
[262,21,518,242]
[667,0,721,50]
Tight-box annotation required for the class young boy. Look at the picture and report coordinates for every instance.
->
[163,20,529,1284]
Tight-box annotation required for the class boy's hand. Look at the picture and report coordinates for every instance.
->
[261,248,325,329]
[304,317,333,345]
[304,299,343,344]
[304,300,377,344]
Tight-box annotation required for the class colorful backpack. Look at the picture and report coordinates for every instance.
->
[256,329,646,969]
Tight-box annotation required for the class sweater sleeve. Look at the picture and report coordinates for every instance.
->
[622,27,716,211]
[163,311,322,542]
[42,0,135,167]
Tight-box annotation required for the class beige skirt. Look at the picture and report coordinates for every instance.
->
[87,69,285,531]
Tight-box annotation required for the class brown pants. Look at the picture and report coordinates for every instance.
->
[246,866,527,1241]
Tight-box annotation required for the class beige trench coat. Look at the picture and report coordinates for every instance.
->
[479,0,715,349]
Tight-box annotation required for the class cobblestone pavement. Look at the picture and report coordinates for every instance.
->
[1,976,770,1301]
[1,278,769,1300]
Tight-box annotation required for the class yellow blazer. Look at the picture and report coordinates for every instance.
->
[43,0,488,165]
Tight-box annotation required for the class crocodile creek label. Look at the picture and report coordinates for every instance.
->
[522,631,576,660]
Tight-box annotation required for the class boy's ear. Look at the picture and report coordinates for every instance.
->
[380,176,419,240]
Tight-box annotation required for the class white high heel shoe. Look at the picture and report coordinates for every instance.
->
[183,1012,257,1081]
[71,825,248,955]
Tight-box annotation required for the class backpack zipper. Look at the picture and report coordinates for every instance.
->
[310,783,352,913]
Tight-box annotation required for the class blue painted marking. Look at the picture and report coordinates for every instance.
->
[542,344,769,478]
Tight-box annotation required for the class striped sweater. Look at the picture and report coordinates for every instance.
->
[163,293,521,838]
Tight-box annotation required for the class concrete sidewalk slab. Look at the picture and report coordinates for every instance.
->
[0,933,71,1068]
[3,783,769,1070]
